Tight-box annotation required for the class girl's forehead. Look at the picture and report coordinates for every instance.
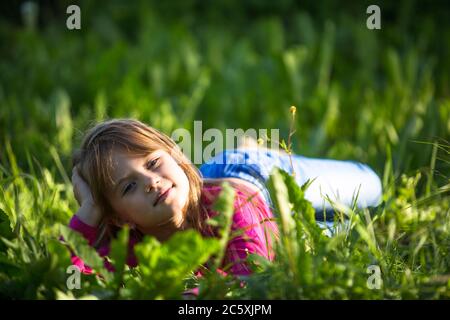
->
[111,150,145,167]
[110,148,165,169]
[112,145,155,159]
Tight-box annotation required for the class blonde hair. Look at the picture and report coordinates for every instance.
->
[73,119,208,247]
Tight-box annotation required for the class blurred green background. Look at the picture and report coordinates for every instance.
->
[1,0,449,183]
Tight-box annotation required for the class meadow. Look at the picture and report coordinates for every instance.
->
[0,0,449,299]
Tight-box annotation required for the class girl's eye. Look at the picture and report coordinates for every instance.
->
[123,182,136,195]
[146,158,159,169]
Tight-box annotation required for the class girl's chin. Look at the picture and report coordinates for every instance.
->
[141,209,181,228]
[137,214,186,239]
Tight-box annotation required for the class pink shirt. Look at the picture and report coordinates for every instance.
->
[68,183,279,277]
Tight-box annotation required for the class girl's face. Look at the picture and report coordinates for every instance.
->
[106,149,190,233]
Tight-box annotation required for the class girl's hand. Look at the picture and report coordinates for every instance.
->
[72,166,102,227]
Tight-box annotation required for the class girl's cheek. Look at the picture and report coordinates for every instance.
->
[118,197,134,214]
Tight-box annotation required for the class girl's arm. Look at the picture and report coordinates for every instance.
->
[69,203,99,246]
[68,167,109,273]
[69,166,102,246]
[68,206,117,274]
[74,200,102,227]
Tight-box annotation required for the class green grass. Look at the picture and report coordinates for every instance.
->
[0,1,449,299]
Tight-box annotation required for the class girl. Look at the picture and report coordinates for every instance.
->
[69,119,382,278]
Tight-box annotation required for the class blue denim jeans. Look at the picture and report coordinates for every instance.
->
[199,149,382,222]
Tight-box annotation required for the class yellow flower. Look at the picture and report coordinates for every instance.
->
[290,105,296,115]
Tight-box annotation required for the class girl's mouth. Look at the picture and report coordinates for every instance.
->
[153,186,172,206]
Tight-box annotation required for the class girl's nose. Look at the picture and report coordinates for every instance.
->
[144,175,161,193]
